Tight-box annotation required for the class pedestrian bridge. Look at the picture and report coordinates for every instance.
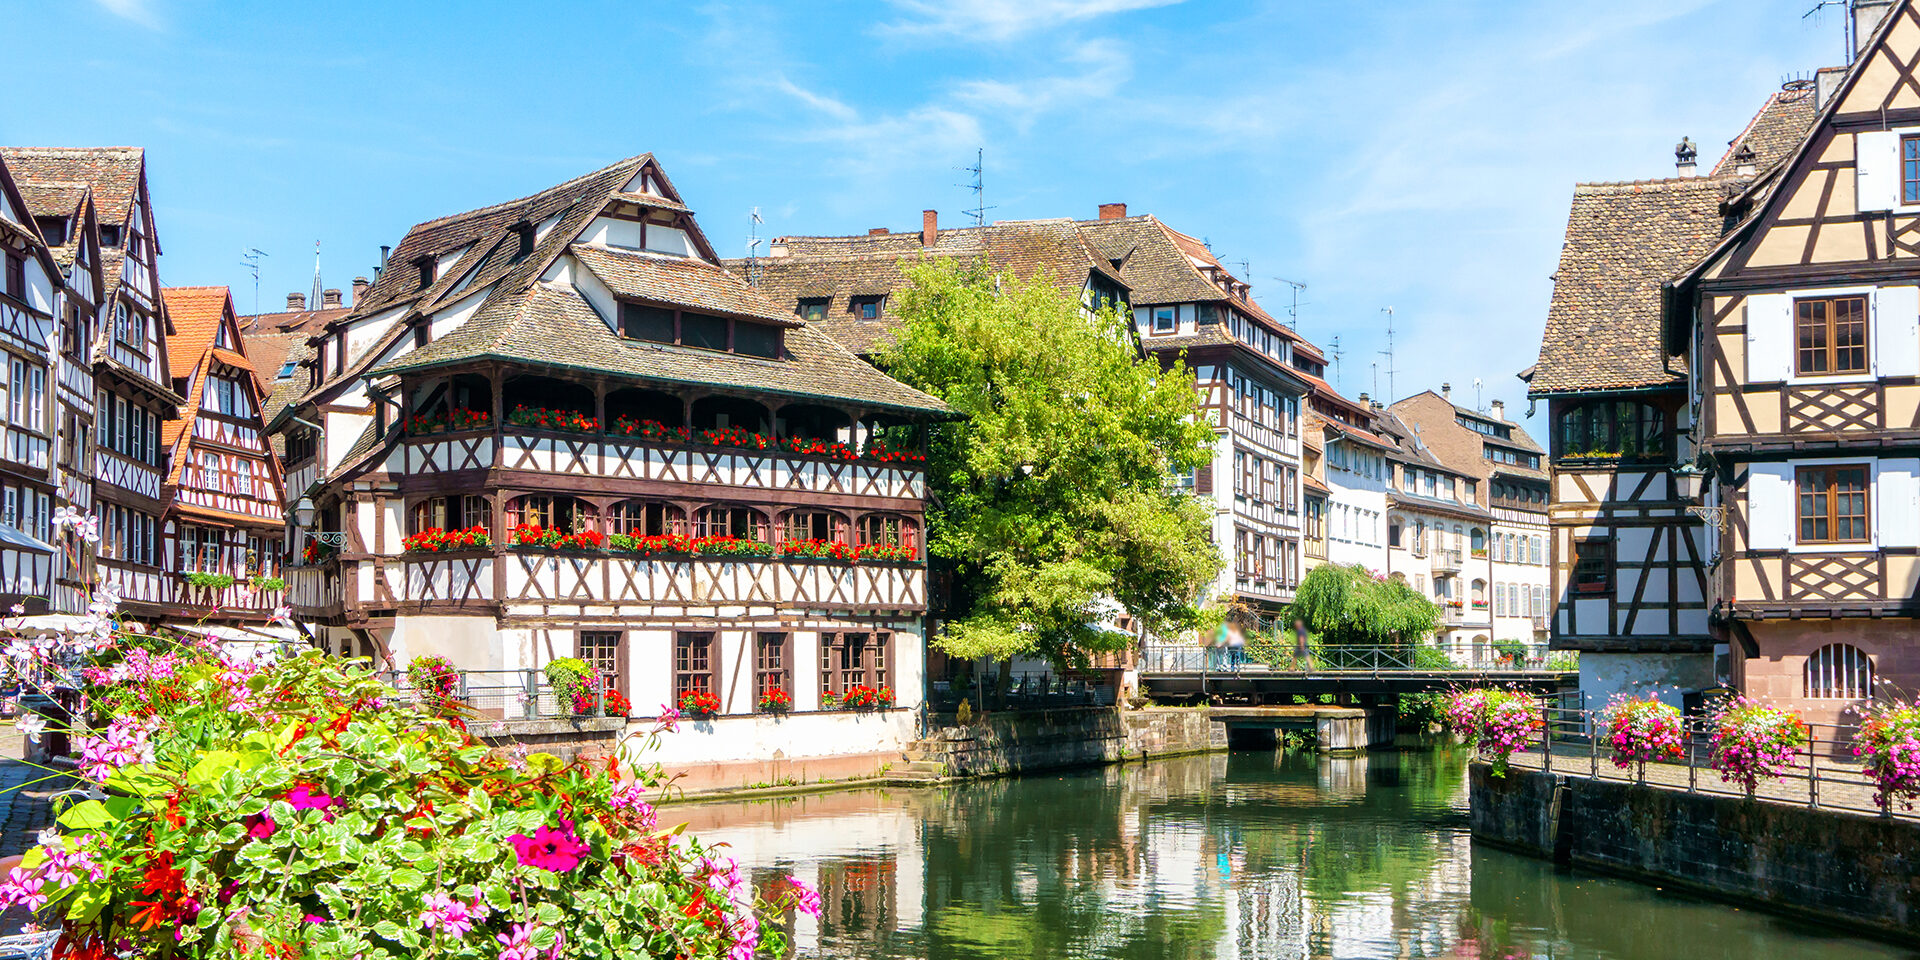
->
[1138,644,1576,701]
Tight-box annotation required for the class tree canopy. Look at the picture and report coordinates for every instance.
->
[875,260,1221,666]
[1287,563,1440,645]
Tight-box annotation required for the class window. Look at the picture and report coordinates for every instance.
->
[693,506,767,541]
[797,298,828,321]
[410,495,489,534]
[34,216,68,247]
[1797,464,1869,543]
[851,296,883,320]
[735,322,781,359]
[680,313,728,351]
[510,222,535,262]
[782,510,843,543]
[1804,643,1873,699]
[1794,295,1869,376]
[755,632,790,710]
[1555,400,1667,460]
[607,500,684,537]
[4,253,23,301]
[1572,539,1611,594]
[506,495,591,532]
[1905,134,1920,205]
[673,632,714,703]
[820,632,890,700]
[579,632,622,698]
[618,302,783,357]
[857,514,916,550]
[1151,306,1175,334]
[415,256,436,288]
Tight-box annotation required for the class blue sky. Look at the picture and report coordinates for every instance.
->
[5,0,1844,425]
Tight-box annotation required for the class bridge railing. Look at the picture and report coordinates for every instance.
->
[1499,704,1913,821]
[1140,644,1566,675]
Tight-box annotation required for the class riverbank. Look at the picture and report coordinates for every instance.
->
[1469,762,1920,943]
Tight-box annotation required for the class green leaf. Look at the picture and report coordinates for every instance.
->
[389,867,426,890]
[57,800,114,830]
[64,886,108,922]
[372,920,403,940]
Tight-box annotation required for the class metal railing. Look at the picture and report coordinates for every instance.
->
[1499,704,1916,821]
[928,672,1112,711]
[1140,644,1568,675]
[376,668,620,721]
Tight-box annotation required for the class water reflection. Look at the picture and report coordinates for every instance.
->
[676,746,1916,960]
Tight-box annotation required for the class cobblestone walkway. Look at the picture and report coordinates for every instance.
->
[0,732,80,938]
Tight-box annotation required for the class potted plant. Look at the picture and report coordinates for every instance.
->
[1601,694,1686,778]
[678,689,721,719]
[544,658,600,717]
[1855,700,1920,812]
[407,654,460,712]
[758,687,792,714]
[1442,687,1544,777]
[183,571,236,592]
[1706,696,1806,797]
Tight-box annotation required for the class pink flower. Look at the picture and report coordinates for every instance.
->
[608,782,658,828]
[285,783,338,812]
[244,812,276,839]
[509,823,589,873]
[421,891,482,938]
[657,705,683,733]
[496,922,541,960]
[787,875,822,917]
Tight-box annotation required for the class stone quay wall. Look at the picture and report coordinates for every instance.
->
[1470,764,1920,942]
[908,707,1226,779]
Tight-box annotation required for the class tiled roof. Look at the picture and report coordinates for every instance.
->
[1710,87,1818,178]
[10,181,89,269]
[1531,177,1732,395]
[0,148,143,225]
[572,245,800,326]
[744,218,1123,355]
[240,304,351,433]
[160,286,280,490]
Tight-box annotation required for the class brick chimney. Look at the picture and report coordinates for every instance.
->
[1098,202,1127,220]
[922,210,938,248]
[1490,399,1506,421]
[321,288,343,308]
[287,292,307,310]
[868,227,889,237]
[351,276,370,306]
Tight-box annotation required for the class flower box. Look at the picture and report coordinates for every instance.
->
[758,688,792,714]
[679,689,721,718]
[404,525,493,553]
[829,684,894,710]
[507,404,598,433]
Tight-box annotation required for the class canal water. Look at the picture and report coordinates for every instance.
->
[678,746,1917,959]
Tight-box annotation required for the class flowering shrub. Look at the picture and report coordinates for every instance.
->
[6,617,812,958]
[601,687,631,717]
[862,439,926,465]
[1855,701,1920,811]
[833,685,893,710]
[1601,694,1686,773]
[1706,696,1806,794]
[506,405,598,433]
[757,687,791,714]
[679,689,721,718]
[1442,687,1543,776]
[544,658,599,716]
[302,539,337,565]
[608,417,692,442]
[778,538,859,561]
[600,416,924,465]
[403,525,492,553]
[408,654,460,712]
[780,436,858,460]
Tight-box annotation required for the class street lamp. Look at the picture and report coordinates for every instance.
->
[292,496,347,549]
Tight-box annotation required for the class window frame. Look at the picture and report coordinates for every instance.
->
[1571,539,1612,595]
[819,631,891,701]
[1904,134,1920,205]
[1804,642,1874,699]
[1796,463,1871,544]
[754,632,791,711]
[578,631,625,702]
[1793,295,1870,377]
[673,632,715,703]
[1150,306,1176,335]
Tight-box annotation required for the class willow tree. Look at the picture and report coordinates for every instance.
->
[875,260,1220,670]
[1287,563,1440,646]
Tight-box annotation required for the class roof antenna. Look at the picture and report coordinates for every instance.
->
[959,148,995,228]
[1379,306,1398,402]
[1327,334,1343,392]
[1473,377,1485,413]
[1273,277,1307,329]
[1803,1,1852,64]
[239,248,268,316]
[744,207,764,287]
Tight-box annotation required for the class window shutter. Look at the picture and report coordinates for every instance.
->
[1745,294,1793,382]
[1747,463,1795,550]
[1873,286,1920,377]
[1857,131,1902,212]
[1877,458,1920,548]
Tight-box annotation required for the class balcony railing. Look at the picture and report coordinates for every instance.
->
[376,667,623,721]
[1432,548,1462,572]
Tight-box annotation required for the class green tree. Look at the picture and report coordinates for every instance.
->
[1287,563,1440,646]
[876,260,1221,670]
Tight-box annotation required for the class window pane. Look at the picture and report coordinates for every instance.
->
[681,313,728,350]
[621,304,675,342]
[1797,300,1828,374]
[1834,297,1868,374]
[734,322,781,358]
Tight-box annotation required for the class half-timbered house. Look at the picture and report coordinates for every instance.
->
[158,287,285,621]
[1,147,182,620]
[0,154,65,609]
[274,155,950,790]
[1374,409,1497,660]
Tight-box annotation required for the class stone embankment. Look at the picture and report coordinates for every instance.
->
[1471,763,1920,942]
[888,706,1226,782]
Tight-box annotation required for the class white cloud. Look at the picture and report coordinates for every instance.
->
[771,74,859,122]
[879,0,1184,42]
[951,39,1131,130]
[93,0,161,29]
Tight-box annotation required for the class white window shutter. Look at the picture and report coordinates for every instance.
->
[1746,294,1794,382]
[1875,286,1920,377]
[1877,458,1920,548]
[1858,131,1902,212]
[1747,463,1794,550]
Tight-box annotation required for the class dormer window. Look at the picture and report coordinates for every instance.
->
[797,298,828,321]
[851,296,883,320]
[415,255,436,288]
[100,225,122,247]
[510,222,535,262]
[34,217,68,246]
[1151,306,1176,334]
[617,301,784,358]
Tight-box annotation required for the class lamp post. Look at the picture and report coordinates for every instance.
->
[291,496,347,550]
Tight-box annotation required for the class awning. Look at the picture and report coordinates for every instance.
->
[0,525,55,554]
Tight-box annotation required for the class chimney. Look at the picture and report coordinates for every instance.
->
[1441,382,1451,400]
[321,288,343,308]
[1675,137,1698,177]
[1357,393,1369,406]
[1816,66,1847,110]
[1098,202,1127,221]
[379,245,391,267]
[868,227,889,237]
[922,210,938,248]
[351,276,370,305]
[1856,0,1894,59]
[1490,399,1506,420]
[287,292,307,310]
[1732,144,1758,177]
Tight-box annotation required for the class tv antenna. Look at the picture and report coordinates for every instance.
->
[959,148,995,228]
[1473,377,1485,413]
[1327,334,1344,391]
[238,248,268,315]
[1379,307,1398,402]
[1273,277,1306,328]
[744,207,764,287]
[1803,1,1854,64]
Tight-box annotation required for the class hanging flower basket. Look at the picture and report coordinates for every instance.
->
[1706,696,1806,796]
[1442,687,1543,776]
[1601,694,1685,777]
